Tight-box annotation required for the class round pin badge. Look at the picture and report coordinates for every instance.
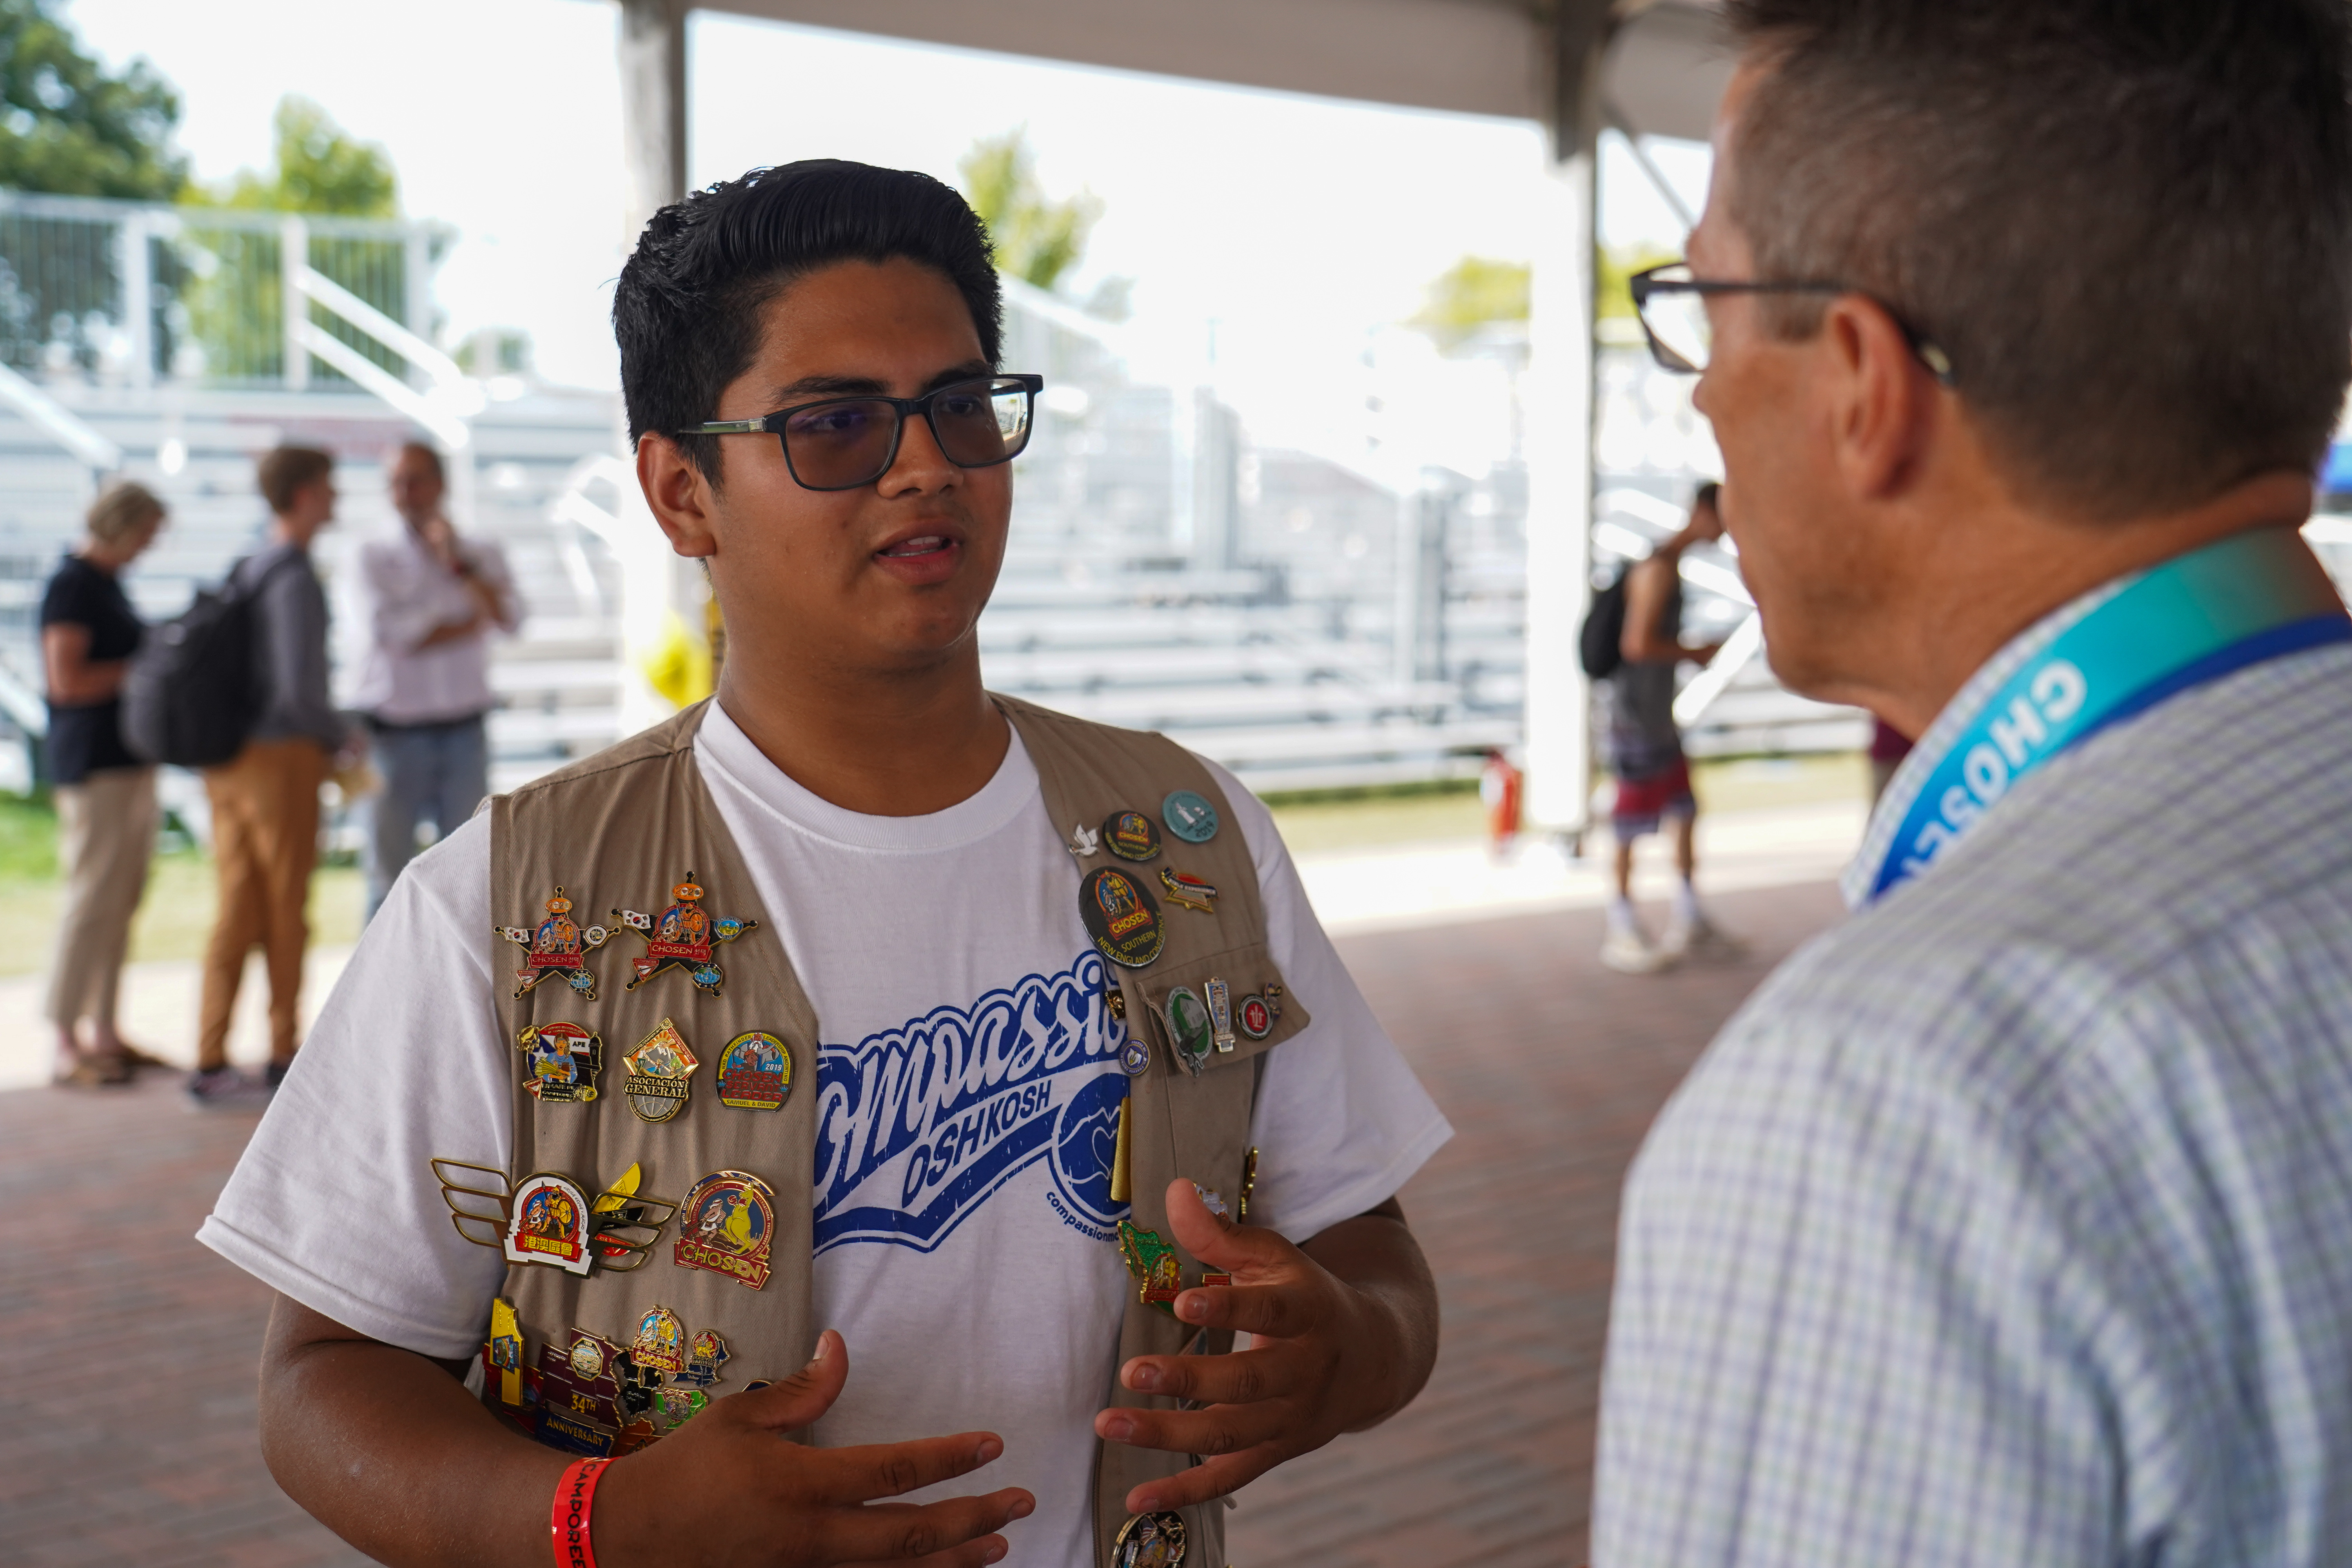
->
[1102,809,1162,862]
[1238,993,1274,1040]
[1111,1509,1188,1568]
[1120,1038,1152,1076]
[1080,866,1165,968]
[1163,986,1214,1074]
[1161,789,1220,844]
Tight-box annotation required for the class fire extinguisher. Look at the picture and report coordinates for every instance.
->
[1481,749,1523,858]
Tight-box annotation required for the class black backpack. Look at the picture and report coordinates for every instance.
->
[1579,565,1632,680]
[121,554,294,768]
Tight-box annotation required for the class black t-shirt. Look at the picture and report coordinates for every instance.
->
[40,554,145,784]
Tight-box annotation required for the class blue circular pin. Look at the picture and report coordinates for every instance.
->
[1161,789,1220,844]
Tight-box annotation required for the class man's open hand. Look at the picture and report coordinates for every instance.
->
[596,1330,1033,1567]
[1091,1179,1436,1514]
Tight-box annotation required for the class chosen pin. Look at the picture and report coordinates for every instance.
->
[496,887,614,1000]
[615,874,757,997]
[1102,809,1162,862]
[1080,866,1165,968]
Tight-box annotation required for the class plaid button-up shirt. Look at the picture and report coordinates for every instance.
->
[1594,586,2352,1566]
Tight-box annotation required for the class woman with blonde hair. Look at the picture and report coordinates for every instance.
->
[42,479,167,1087]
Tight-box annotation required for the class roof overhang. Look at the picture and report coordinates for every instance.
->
[690,0,1730,142]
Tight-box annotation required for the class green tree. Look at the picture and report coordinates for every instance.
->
[203,96,397,216]
[959,128,1100,295]
[0,0,186,198]
[1409,256,1529,351]
[1409,245,1679,351]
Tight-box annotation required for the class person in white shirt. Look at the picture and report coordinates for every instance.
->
[201,160,1449,1568]
[1596,2,2352,1563]
[353,442,519,919]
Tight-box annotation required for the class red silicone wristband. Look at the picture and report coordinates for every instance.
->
[551,1457,609,1568]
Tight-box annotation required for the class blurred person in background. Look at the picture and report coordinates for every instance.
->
[353,441,518,920]
[189,446,351,1106]
[42,480,166,1088]
[1601,482,1740,973]
[1598,2,2352,1562]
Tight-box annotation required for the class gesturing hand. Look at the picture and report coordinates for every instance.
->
[1091,1179,1435,1514]
[594,1330,1034,1567]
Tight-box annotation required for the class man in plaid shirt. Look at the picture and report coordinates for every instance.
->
[1597,3,2352,1564]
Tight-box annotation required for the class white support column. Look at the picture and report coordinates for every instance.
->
[281,215,310,392]
[1521,140,1599,833]
[618,0,690,241]
[120,212,153,390]
[616,0,699,720]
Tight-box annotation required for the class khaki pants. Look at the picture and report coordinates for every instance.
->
[198,739,326,1068]
[45,766,159,1034]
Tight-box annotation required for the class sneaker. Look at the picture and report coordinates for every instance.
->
[1662,916,1749,963]
[1601,922,1675,975]
[186,1066,274,1107]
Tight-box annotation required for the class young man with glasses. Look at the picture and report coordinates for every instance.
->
[1599,3,2352,1563]
[196,160,1447,1568]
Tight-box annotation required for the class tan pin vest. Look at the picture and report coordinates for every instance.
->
[485,695,1310,1566]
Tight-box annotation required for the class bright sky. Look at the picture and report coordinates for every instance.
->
[65,0,1711,460]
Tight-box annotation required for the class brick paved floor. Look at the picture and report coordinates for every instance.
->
[0,878,1846,1568]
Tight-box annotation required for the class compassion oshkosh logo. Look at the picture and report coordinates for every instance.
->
[812,952,1129,1253]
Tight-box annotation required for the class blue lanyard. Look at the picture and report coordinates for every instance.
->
[1865,526,2351,903]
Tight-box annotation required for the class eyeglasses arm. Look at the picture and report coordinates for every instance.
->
[679,419,770,436]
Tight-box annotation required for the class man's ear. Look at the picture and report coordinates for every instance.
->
[1820,295,1941,505]
[637,434,720,559]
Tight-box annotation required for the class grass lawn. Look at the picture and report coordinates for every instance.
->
[0,795,363,978]
[0,750,1874,976]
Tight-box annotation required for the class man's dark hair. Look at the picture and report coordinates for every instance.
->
[1724,0,2352,519]
[613,160,1002,482]
[257,445,334,514]
[396,440,445,483]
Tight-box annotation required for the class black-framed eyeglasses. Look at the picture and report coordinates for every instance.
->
[681,373,1045,492]
[1629,262,1955,385]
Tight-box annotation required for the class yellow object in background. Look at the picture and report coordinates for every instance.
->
[1109,1096,1132,1205]
[642,610,713,711]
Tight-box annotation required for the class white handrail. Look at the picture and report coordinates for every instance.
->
[292,321,470,450]
[0,363,123,472]
[1673,608,1764,728]
[292,265,468,388]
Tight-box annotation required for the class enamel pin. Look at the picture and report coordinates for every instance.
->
[486,1296,524,1407]
[1240,1146,1259,1222]
[1120,1037,1151,1076]
[1163,986,1213,1076]
[1192,1181,1229,1217]
[505,1173,594,1274]
[622,1019,699,1123]
[1204,977,1236,1054]
[615,874,757,996]
[434,1158,679,1274]
[1238,993,1274,1040]
[1080,866,1165,968]
[516,1022,602,1103]
[630,1305,688,1377]
[1103,809,1162,862]
[1161,789,1219,845]
[1158,867,1218,914]
[1111,1511,1188,1568]
[1117,1219,1183,1313]
[675,1169,777,1290]
[676,1329,731,1389]
[1067,822,1101,858]
[496,887,613,1000]
[1112,1511,1188,1568]
[716,1031,791,1111]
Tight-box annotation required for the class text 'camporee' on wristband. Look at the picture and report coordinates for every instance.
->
[551,1457,609,1568]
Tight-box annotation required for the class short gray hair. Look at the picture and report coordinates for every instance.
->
[1725,0,2352,520]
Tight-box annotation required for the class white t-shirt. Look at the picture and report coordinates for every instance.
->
[200,703,1450,1568]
